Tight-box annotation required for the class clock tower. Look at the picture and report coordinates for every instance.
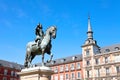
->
[82,15,100,80]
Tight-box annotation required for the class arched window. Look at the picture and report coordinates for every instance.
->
[115,47,120,51]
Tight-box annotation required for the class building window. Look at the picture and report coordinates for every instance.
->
[105,57,108,63]
[71,63,74,70]
[4,69,8,75]
[77,62,80,69]
[54,67,58,73]
[11,71,14,76]
[116,66,120,73]
[96,69,100,77]
[87,71,89,78]
[65,64,69,71]
[60,74,63,80]
[105,49,110,53]
[86,49,90,56]
[115,47,119,51]
[95,58,99,64]
[10,78,14,80]
[71,73,75,79]
[60,65,64,72]
[66,74,69,80]
[86,60,90,66]
[54,75,58,80]
[77,72,81,79]
[14,72,17,77]
[115,55,120,62]
[3,77,7,80]
[106,68,109,75]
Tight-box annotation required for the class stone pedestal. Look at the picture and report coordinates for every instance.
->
[17,66,54,80]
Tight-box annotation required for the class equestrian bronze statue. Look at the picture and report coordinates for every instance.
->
[24,24,57,68]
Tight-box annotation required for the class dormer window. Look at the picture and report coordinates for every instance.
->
[0,63,2,66]
[115,47,120,51]
[61,59,65,63]
[72,56,77,61]
[51,60,56,64]
[105,49,110,53]
[9,64,14,68]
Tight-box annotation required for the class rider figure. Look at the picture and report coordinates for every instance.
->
[35,23,44,46]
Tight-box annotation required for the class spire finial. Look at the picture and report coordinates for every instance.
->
[88,12,90,19]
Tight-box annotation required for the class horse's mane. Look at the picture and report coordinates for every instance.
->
[45,26,56,33]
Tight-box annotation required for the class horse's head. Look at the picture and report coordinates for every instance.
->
[47,26,57,39]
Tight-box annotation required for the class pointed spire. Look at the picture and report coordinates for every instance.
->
[87,14,93,39]
[82,14,98,46]
[88,14,92,32]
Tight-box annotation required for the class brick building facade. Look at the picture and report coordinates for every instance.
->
[48,16,120,80]
[0,60,23,80]
[49,55,83,80]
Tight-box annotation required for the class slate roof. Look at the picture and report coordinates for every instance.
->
[0,60,24,70]
[35,54,82,67]
[100,43,120,53]
[43,43,120,66]
[48,54,82,66]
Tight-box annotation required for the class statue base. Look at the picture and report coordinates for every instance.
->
[17,66,54,80]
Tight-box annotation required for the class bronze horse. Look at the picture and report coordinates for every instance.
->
[24,26,57,68]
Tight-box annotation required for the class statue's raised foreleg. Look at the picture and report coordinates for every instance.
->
[47,52,53,63]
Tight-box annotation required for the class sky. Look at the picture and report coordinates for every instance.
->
[0,0,120,65]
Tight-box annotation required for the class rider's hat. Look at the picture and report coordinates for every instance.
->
[37,23,42,29]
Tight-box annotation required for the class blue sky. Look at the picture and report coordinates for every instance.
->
[0,0,120,65]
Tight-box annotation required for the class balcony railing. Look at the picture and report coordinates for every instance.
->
[71,67,75,70]
[76,66,81,70]
[93,60,120,66]
[65,68,69,71]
